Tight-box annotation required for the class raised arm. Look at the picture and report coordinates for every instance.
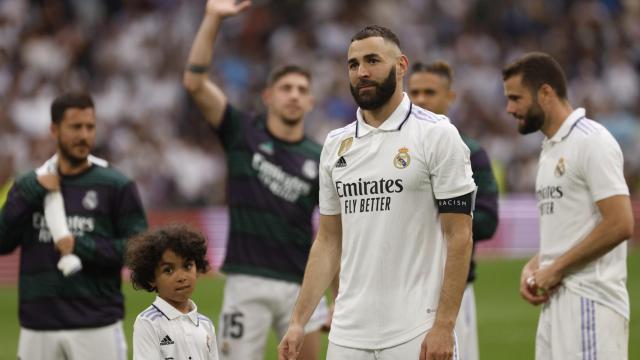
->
[278,214,342,360]
[182,0,251,128]
[422,212,472,360]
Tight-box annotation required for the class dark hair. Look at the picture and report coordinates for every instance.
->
[51,92,95,124]
[267,64,311,87]
[126,225,211,292]
[411,61,453,83]
[351,25,401,48]
[502,52,568,99]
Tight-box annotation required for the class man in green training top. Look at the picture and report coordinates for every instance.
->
[183,1,334,359]
[408,60,499,360]
[0,92,148,360]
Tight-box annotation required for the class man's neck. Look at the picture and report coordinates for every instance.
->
[57,153,91,176]
[541,100,574,139]
[361,90,404,128]
[266,114,304,143]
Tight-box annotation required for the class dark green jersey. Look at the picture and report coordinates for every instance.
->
[0,162,147,330]
[461,134,499,283]
[216,105,321,283]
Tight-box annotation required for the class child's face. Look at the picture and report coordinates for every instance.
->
[152,249,197,312]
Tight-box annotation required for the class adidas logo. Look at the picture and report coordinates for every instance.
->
[335,156,347,168]
[160,335,175,346]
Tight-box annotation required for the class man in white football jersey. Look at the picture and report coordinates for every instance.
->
[503,52,633,360]
[279,25,475,360]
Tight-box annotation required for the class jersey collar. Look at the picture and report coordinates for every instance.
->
[545,107,586,144]
[152,296,199,325]
[355,93,412,138]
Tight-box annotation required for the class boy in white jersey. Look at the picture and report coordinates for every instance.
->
[127,225,219,360]
[279,25,475,360]
[503,52,633,360]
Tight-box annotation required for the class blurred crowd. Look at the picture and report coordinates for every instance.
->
[1,0,639,208]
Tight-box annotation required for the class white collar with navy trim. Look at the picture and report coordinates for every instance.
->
[152,296,199,325]
[545,107,586,144]
[356,93,412,138]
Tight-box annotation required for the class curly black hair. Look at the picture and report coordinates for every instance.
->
[125,224,210,292]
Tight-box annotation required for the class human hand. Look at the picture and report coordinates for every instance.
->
[205,0,252,19]
[520,261,549,305]
[533,263,563,295]
[37,173,60,191]
[420,325,454,360]
[278,323,305,360]
[55,235,75,256]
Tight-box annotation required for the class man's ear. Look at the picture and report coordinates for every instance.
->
[538,84,555,104]
[448,89,457,104]
[396,54,409,77]
[50,122,58,140]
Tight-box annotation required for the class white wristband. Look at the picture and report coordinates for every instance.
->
[44,191,71,243]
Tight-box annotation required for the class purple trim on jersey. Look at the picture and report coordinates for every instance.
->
[581,297,587,359]
[151,304,170,320]
[141,307,159,318]
[560,116,586,141]
[396,102,413,130]
[411,109,439,123]
[575,122,594,135]
[591,300,597,360]
[328,124,354,140]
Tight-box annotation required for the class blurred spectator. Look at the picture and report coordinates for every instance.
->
[1,0,639,208]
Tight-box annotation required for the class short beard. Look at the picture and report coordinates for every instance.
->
[58,141,89,167]
[518,99,545,135]
[280,116,302,126]
[350,66,397,110]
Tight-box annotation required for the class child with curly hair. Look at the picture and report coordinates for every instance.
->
[126,225,218,360]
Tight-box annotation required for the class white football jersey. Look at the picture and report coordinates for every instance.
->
[319,94,476,349]
[536,107,630,319]
[133,296,219,360]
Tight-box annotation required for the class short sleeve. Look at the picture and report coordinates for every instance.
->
[216,104,246,150]
[580,132,629,202]
[133,317,161,360]
[318,137,341,215]
[427,122,476,200]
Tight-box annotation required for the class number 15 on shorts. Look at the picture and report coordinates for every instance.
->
[222,311,244,339]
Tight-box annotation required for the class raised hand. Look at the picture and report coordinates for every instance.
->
[205,0,252,19]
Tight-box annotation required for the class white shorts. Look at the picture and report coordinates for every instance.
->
[455,283,479,360]
[217,274,329,360]
[326,330,458,360]
[18,321,126,360]
[536,286,628,360]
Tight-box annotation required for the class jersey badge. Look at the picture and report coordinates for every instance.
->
[554,157,565,177]
[393,147,411,169]
[302,159,318,179]
[82,190,98,210]
[337,137,353,156]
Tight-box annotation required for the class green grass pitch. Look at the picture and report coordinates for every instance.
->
[0,250,637,359]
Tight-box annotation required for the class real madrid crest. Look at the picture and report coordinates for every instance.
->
[82,190,98,210]
[394,147,411,169]
[337,137,353,157]
[554,157,565,177]
[302,159,318,179]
